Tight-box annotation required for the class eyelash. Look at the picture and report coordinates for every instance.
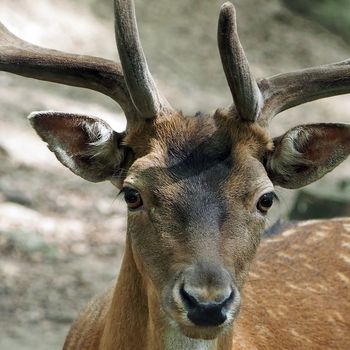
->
[271,192,280,202]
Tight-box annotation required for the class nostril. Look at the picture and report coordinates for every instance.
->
[180,285,199,309]
[224,289,234,306]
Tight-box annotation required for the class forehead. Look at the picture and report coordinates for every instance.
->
[125,112,272,195]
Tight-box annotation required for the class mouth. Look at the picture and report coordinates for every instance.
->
[176,321,232,340]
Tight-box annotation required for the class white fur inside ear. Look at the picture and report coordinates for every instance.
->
[268,127,311,176]
[84,121,114,158]
[54,144,78,171]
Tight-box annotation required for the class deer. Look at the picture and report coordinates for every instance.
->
[1,1,350,349]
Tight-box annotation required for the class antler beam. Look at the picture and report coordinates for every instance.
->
[0,22,137,118]
[218,2,350,123]
[218,2,262,122]
[114,0,174,118]
[260,59,350,119]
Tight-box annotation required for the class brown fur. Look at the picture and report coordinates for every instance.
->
[233,218,350,350]
[64,218,350,349]
[59,111,349,350]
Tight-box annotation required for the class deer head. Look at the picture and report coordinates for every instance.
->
[1,0,349,343]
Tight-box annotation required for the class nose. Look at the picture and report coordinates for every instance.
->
[180,285,234,327]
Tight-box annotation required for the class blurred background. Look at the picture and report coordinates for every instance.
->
[0,0,349,348]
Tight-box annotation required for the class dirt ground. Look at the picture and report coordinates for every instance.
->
[0,0,349,349]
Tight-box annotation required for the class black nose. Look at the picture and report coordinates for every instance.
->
[180,286,234,327]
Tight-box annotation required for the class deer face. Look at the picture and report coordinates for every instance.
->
[116,112,273,339]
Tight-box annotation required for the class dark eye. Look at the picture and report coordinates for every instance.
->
[257,192,275,213]
[123,187,143,210]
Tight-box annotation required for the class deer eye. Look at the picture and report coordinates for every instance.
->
[123,187,143,210]
[256,192,275,213]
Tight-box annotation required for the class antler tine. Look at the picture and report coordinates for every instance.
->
[114,0,174,119]
[218,2,263,122]
[259,59,350,119]
[0,22,138,118]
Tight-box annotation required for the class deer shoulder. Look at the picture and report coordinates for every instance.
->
[234,218,350,350]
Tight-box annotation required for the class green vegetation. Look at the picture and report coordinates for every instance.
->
[282,0,350,43]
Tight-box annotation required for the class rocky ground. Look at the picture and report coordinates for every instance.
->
[0,0,349,348]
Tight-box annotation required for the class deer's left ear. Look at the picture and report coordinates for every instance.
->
[29,112,129,183]
[264,123,350,189]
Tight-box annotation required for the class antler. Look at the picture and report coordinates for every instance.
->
[218,2,262,122]
[0,22,137,118]
[1,1,348,123]
[114,0,174,118]
[259,59,350,119]
[0,1,175,121]
[218,2,350,122]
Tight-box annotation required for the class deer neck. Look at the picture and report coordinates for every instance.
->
[99,236,234,350]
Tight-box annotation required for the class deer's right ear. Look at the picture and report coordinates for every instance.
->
[29,112,129,184]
